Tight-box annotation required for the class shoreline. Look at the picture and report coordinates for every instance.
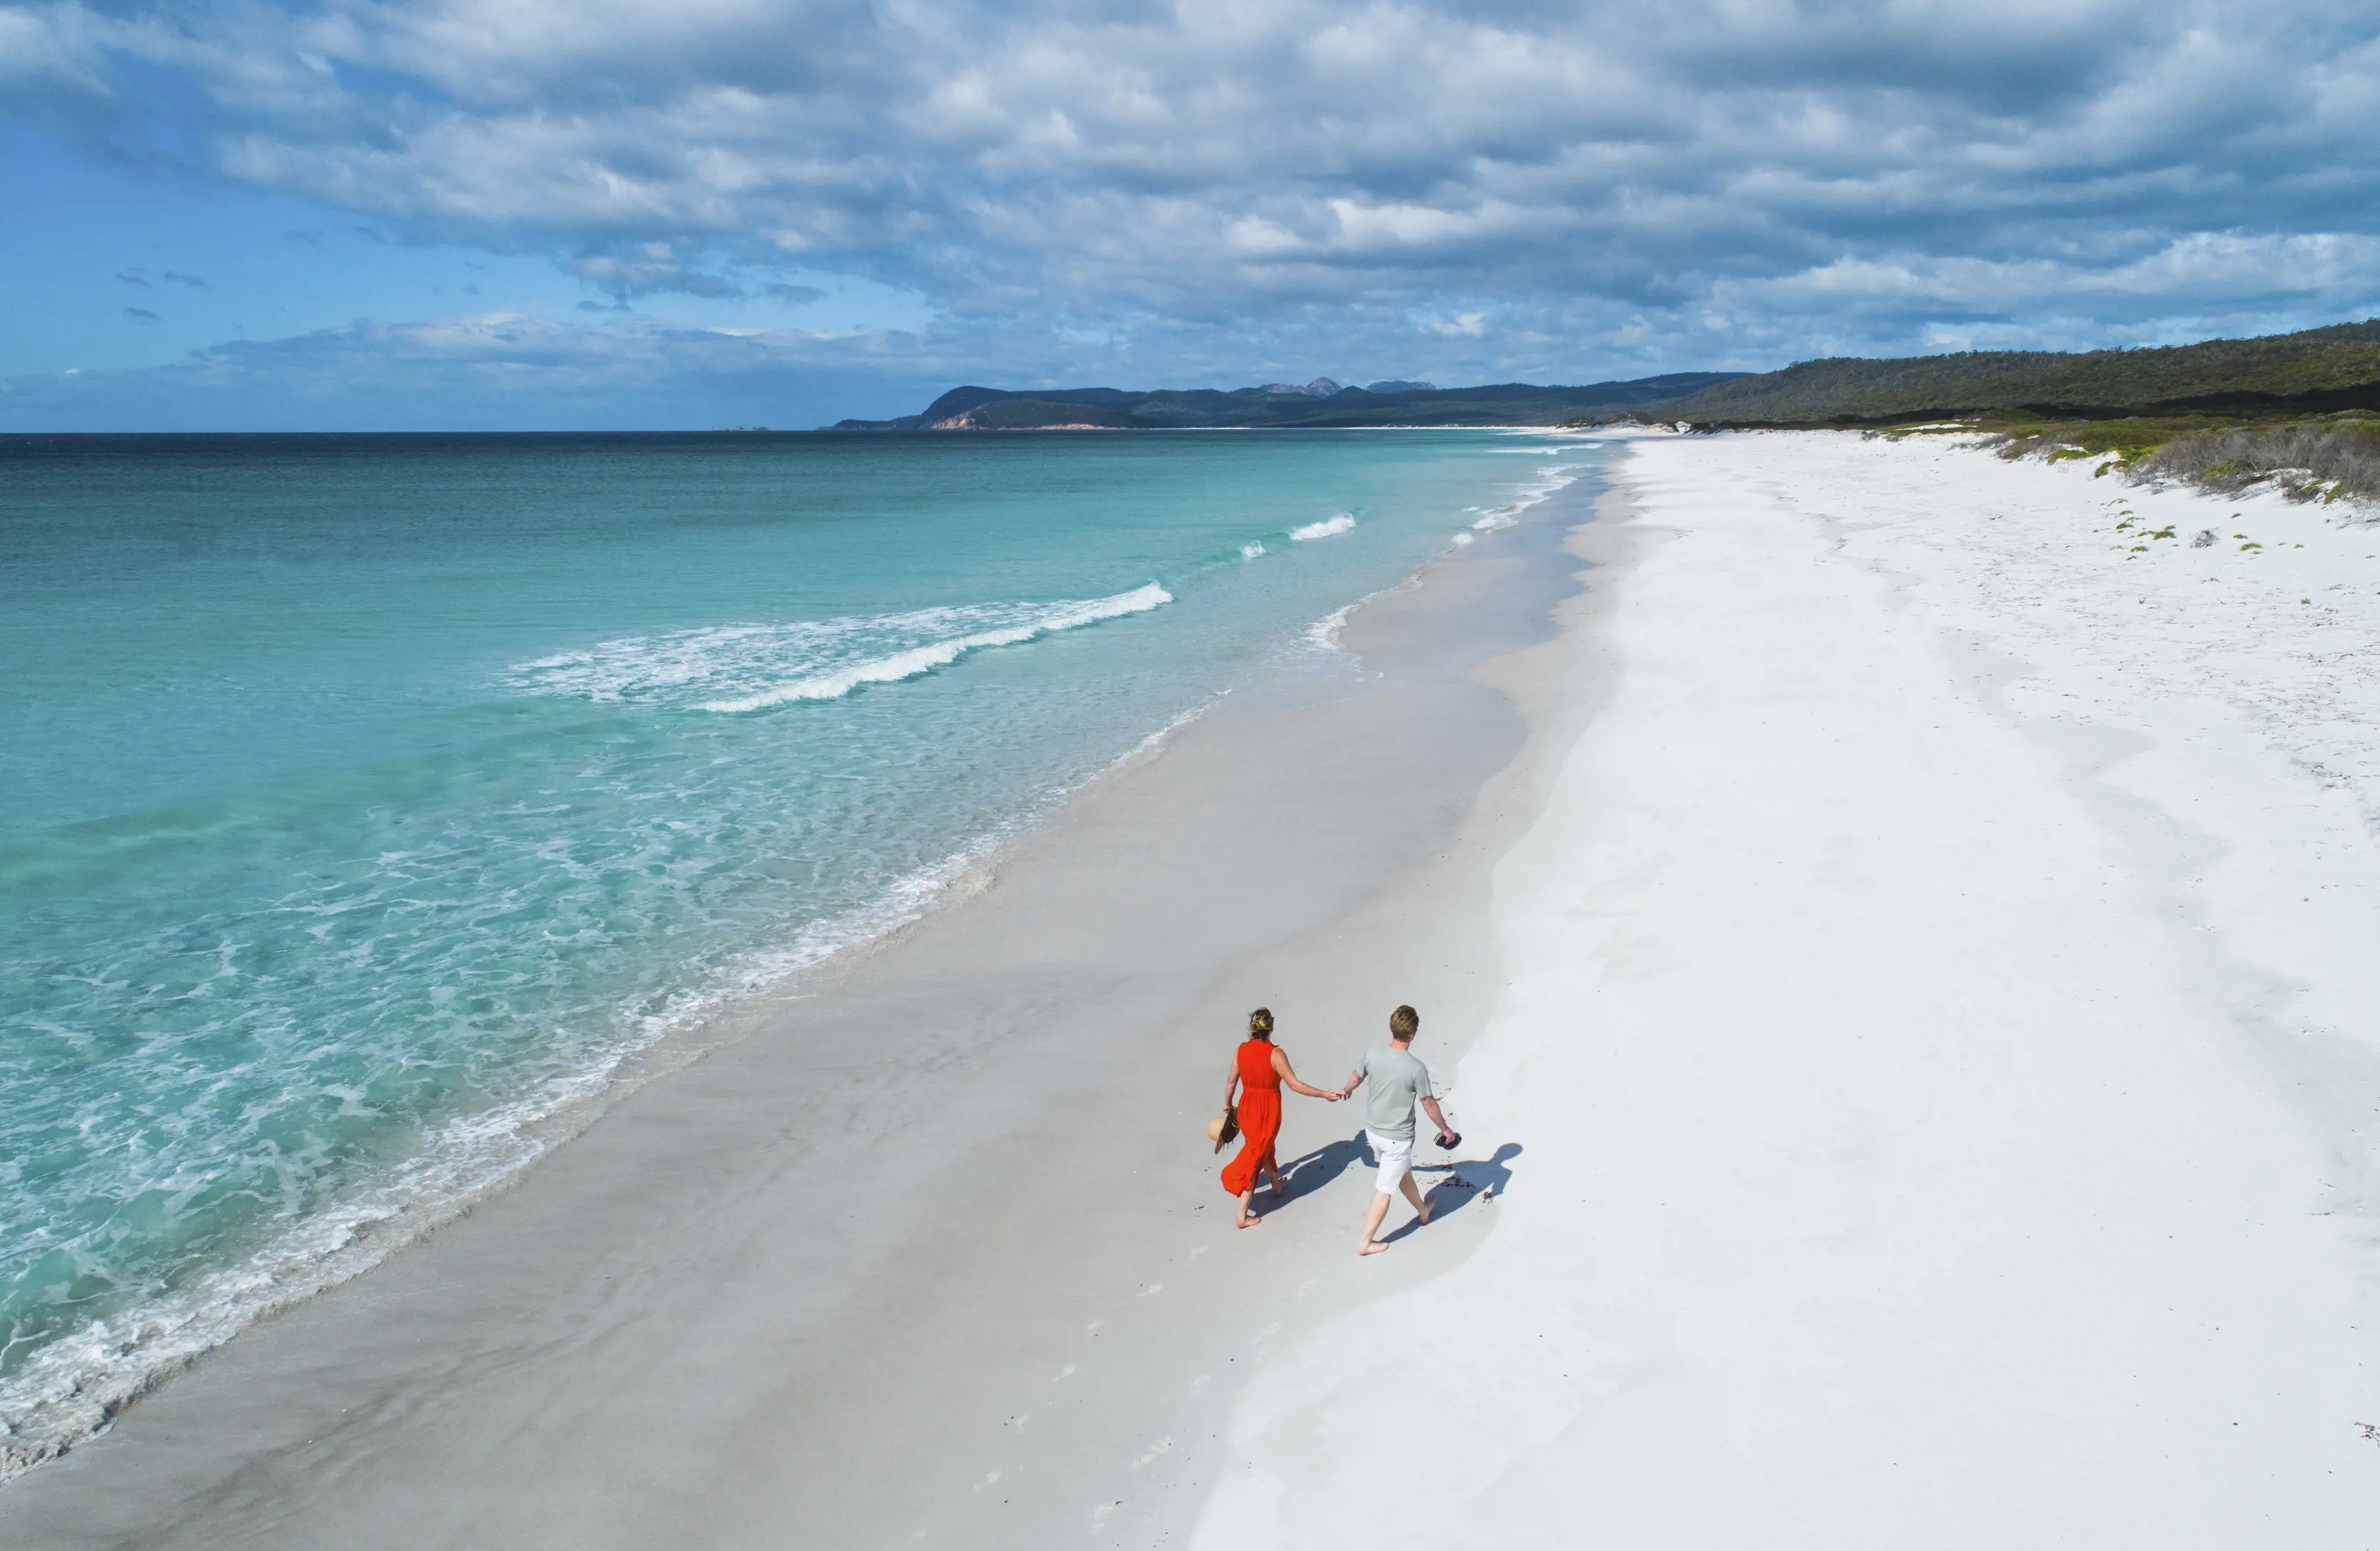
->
[0,430,1593,1483]
[20,425,2369,1544]
[0,443,1616,1545]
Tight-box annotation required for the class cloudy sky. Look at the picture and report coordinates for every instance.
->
[5,0,2379,428]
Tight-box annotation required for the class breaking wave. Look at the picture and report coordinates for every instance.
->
[508,585,1175,714]
[1289,514,1356,541]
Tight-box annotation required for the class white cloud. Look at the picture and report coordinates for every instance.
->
[8,0,2380,388]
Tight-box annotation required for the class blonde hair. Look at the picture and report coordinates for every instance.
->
[1389,1004,1419,1039]
[1247,1007,1275,1039]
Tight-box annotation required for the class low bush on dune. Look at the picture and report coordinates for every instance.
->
[2132,420,2380,505]
[1965,413,2380,510]
[1977,419,2190,469]
[1641,316,2380,509]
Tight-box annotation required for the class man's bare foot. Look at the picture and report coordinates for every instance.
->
[1358,1239,1389,1256]
[1416,1201,1433,1226]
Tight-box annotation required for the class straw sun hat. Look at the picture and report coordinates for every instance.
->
[1207,1111,1240,1152]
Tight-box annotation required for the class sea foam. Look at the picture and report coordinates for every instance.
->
[509,585,1174,714]
[701,586,1173,713]
[1465,461,1584,537]
[1289,514,1356,541]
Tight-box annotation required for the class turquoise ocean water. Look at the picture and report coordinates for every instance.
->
[0,428,1592,1469]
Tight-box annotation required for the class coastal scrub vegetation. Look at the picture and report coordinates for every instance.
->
[1953,413,2380,504]
[1607,319,2380,508]
[1642,320,2380,427]
[2130,419,2380,502]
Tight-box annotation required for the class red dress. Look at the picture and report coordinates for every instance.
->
[1221,1038,1283,1196]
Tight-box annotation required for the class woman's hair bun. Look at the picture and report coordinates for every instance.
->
[1248,1007,1275,1037]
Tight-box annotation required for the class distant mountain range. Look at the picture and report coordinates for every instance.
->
[824,321,2380,435]
[825,372,1746,431]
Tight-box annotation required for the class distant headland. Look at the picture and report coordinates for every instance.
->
[823,372,1746,431]
[820,321,2380,503]
[837,320,2380,437]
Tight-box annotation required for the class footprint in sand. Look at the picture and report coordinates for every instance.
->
[1054,1363,1077,1382]
[1132,1437,1173,1468]
[1188,1245,1210,1261]
[1135,1282,1164,1297]
[1087,1319,1106,1337]
[973,1472,1001,1490]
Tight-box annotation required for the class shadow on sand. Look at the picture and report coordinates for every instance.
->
[1263,1133,1372,1213]
[1252,1136,1522,1237]
[1385,1140,1522,1242]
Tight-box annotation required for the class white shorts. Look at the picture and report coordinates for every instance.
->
[1367,1130,1414,1194]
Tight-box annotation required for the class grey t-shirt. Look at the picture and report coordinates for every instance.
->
[1358,1044,1433,1141]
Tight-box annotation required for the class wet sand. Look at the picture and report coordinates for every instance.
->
[0,454,1616,1548]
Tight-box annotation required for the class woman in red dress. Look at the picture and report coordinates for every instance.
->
[1220,1007,1339,1228]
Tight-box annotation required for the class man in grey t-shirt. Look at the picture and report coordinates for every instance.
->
[1337,1004,1455,1257]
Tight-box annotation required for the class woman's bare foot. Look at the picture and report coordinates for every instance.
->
[1357,1239,1389,1256]
[1238,1213,1263,1229]
[1269,1181,1286,1198]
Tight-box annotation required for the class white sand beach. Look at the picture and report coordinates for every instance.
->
[1195,431,2380,1547]
[6,430,2376,1547]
